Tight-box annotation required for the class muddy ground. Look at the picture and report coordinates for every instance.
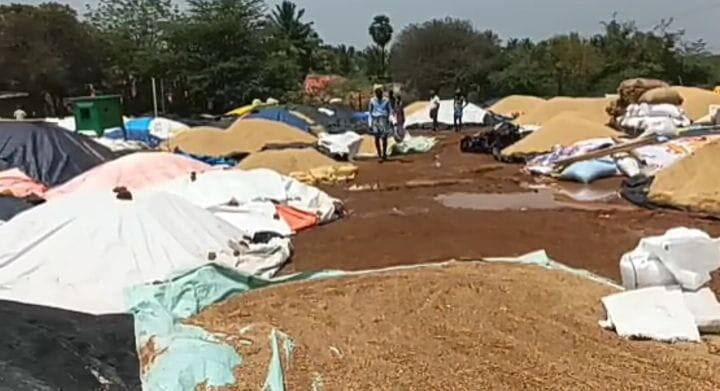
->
[289,132,720,285]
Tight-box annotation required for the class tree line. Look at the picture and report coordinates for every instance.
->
[1,1,718,117]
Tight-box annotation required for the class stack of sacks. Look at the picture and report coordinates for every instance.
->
[647,139,720,214]
[602,228,720,342]
[606,78,669,127]
[502,113,621,160]
[617,88,691,135]
[148,168,340,233]
[0,191,292,314]
[237,148,358,185]
[168,119,316,157]
[44,152,211,200]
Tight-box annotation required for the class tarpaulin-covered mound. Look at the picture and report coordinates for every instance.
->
[149,168,339,228]
[489,95,546,117]
[502,114,621,159]
[168,119,316,157]
[290,105,369,134]
[45,152,211,200]
[516,97,611,126]
[0,121,115,186]
[648,139,720,214]
[672,86,720,121]
[0,299,141,390]
[0,168,47,198]
[0,191,289,314]
[237,148,357,184]
[404,100,487,128]
[246,107,312,132]
[190,263,720,389]
[0,196,35,221]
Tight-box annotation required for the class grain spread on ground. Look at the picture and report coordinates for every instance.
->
[403,101,429,117]
[237,148,357,184]
[190,263,720,390]
[649,139,720,214]
[489,95,546,117]
[516,97,611,126]
[672,86,720,121]
[167,119,316,157]
[503,113,620,158]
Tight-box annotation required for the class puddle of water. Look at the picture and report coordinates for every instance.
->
[435,190,559,211]
[557,188,618,202]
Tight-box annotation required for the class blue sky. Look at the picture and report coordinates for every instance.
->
[17,0,720,51]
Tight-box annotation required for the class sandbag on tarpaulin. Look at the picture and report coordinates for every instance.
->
[0,122,115,186]
[0,299,141,390]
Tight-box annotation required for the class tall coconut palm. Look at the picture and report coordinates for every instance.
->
[268,1,316,55]
[368,15,393,79]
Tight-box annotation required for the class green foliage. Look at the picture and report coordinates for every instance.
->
[0,3,105,115]
[267,0,320,73]
[390,18,501,98]
[368,15,393,80]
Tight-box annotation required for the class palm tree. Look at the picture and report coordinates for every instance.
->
[269,1,313,45]
[268,1,318,71]
[368,15,393,79]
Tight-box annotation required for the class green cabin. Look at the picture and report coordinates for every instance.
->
[70,95,124,137]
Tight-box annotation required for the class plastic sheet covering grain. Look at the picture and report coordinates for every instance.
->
[0,299,140,390]
[0,122,115,186]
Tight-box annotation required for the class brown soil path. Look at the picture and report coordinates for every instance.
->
[289,132,720,282]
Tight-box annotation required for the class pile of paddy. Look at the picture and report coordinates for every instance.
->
[516,97,611,126]
[489,95,546,117]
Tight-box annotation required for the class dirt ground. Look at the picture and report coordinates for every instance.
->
[288,132,720,286]
[194,263,720,390]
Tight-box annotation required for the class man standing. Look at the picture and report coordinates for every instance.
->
[453,89,467,132]
[13,106,27,121]
[369,85,392,161]
[429,90,440,131]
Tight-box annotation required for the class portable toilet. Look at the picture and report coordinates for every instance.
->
[70,95,124,137]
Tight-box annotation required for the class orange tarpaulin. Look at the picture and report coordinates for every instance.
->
[276,205,319,232]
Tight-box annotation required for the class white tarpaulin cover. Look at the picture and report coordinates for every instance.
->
[404,100,487,128]
[318,132,363,159]
[619,227,720,291]
[151,169,338,223]
[0,191,291,314]
[602,286,701,342]
[683,288,720,333]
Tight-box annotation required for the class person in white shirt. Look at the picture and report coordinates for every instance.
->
[429,91,440,131]
[13,106,27,121]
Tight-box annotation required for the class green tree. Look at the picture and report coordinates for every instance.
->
[86,0,180,113]
[544,33,604,95]
[168,0,300,112]
[0,3,105,116]
[267,1,320,73]
[368,15,393,80]
[390,18,501,99]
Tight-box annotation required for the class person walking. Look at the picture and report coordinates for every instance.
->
[369,85,392,161]
[393,94,406,142]
[429,90,440,131]
[13,106,27,121]
[453,89,467,132]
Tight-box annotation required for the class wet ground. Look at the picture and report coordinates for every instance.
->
[288,132,720,285]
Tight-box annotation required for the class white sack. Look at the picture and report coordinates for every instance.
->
[602,286,701,342]
[318,131,363,159]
